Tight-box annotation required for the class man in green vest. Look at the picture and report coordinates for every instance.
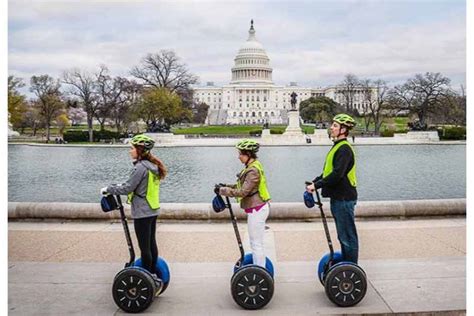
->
[306,114,359,263]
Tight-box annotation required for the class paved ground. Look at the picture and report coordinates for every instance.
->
[8,218,466,315]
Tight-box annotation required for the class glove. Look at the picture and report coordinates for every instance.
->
[214,184,224,195]
[313,175,323,182]
[314,180,323,190]
[100,187,109,196]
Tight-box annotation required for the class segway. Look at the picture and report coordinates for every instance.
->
[212,189,274,310]
[303,185,367,307]
[101,194,170,313]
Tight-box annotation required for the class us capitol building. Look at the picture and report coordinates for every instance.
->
[194,20,374,125]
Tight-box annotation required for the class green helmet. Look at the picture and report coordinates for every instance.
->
[333,113,356,129]
[236,139,260,153]
[130,134,155,151]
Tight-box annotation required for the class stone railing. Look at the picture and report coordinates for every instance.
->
[8,198,465,220]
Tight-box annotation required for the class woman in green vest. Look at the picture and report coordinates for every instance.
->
[101,134,167,276]
[306,114,359,264]
[217,139,271,268]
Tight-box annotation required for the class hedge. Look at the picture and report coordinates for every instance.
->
[440,126,466,140]
[248,129,262,136]
[270,129,284,134]
[63,130,127,142]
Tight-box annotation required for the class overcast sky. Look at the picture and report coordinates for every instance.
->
[9,0,466,92]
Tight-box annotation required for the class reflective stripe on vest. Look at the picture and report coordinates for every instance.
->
[236,160,271,202]
[127,170,160,210]
[323,140,357,187]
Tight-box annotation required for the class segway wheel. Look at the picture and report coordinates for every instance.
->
[112,267,157,313]
[231,265,274,310]
[324,263,367,307]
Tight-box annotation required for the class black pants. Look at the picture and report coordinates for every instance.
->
[134,215,158,274]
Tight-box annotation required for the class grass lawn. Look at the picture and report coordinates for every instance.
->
[353,116,409,133]
[172,124,315,135]
[172,125,262,135]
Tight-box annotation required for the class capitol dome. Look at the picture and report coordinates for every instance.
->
[230,20,273,85]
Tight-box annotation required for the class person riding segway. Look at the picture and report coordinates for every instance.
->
[101,134,170,313]
[214,139,275,310]
[305,114,367,307]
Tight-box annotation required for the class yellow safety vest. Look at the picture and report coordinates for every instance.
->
[127,171,160,210]
[236,160,271,202]
[323,140,357,187]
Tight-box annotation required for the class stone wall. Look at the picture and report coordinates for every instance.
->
[8,198,465,220]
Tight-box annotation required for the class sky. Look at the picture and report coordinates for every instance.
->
[8,0,466,93]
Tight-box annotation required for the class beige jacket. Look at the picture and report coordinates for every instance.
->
[219,166,265,210]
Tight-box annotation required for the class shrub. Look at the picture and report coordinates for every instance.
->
[63,130,127,142]
[380,129,395,137]
[440,126,466,140]
[63,130,89,142]
[248,129,262,136]
[270,128,284,134]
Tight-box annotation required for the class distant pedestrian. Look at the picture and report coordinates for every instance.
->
[352,135,355,143]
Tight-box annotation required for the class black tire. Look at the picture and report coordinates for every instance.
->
[231,265,274,310]
[112,267,157,313]
[324,264,367,307]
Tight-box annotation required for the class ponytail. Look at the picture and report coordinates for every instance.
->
[146,153,167,180]
[134,146,168,180]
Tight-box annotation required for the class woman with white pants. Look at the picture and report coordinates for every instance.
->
[218,139,271,268]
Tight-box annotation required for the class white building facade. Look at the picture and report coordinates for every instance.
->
[194,21,376,125]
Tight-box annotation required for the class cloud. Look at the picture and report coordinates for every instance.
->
[8,0,466,92]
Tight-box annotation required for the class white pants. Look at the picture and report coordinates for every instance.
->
[247,203,270,268]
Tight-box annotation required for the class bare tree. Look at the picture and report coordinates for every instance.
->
[338,74,359,112]
[29,75,64,142]
[360,79,390,134]
[131,50,199,93]
[131,50,199,125]
[432,88,466,126]
[109,78,141,134]
[63,68,99,142]
[358,79,373,132]
[388,72,451,130]
[95,65,115,131]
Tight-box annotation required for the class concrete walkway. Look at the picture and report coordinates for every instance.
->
[8,218,466,315]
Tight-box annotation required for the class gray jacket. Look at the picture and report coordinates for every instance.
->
[106,160,161,219]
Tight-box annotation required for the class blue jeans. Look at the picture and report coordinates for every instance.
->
[330,199,359,264]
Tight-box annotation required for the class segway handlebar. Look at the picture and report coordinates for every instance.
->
[116,195,136,267]
[214,184,245,265]
[305,182,335,260]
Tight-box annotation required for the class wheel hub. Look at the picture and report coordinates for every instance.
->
[339,280,354,294]
[245,284,260,297]
[127,287,138,298]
